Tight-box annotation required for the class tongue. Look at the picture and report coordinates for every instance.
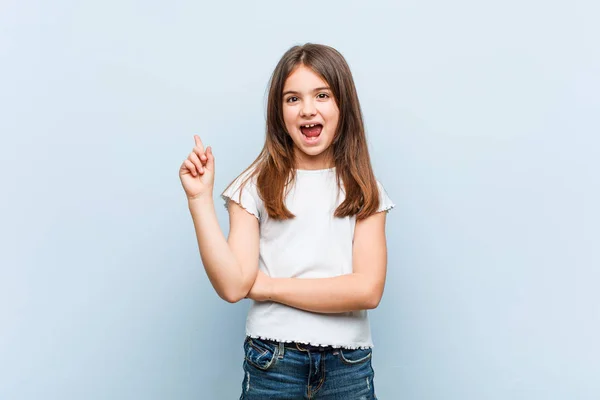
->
[301,125,322,137]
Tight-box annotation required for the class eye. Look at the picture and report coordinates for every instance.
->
[317,93,330,99]
[286,96,298,103]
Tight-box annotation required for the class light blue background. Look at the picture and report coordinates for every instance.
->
[1,1,598,399]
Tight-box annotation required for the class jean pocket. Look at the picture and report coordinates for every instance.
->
[244,337,278,371]
[338,347,373,365]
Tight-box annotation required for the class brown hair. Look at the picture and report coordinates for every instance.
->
[224,43,380,220]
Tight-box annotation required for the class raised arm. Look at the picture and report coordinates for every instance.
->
[248,211,388,313]
[181,135,259,303]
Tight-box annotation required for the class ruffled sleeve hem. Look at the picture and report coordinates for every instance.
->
[220,193,259,219]
[221,170,260,219]
[376,181,395,214]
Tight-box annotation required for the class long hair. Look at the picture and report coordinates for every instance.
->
[224,43,380,220]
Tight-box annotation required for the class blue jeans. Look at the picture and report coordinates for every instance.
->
[240,337,377,399]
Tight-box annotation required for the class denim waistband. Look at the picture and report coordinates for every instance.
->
[257,337,335,352]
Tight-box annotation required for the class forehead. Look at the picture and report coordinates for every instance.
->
[283,65,329,91]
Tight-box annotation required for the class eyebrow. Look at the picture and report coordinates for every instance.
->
[282,87,331,96]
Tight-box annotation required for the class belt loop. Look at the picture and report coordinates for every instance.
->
[278,342,285,359]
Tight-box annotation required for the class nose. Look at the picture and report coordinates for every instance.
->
[300,99,317,117]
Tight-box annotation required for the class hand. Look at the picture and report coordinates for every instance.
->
[179,135,215,201]
[247,270,273,302]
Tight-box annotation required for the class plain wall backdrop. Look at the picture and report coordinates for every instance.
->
[1,0,599,399]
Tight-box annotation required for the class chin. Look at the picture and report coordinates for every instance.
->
[298,145,332,159]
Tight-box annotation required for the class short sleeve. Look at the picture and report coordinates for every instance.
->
[376,181,395,213]
[221,171,260,219]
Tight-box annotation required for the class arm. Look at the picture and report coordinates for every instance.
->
[188,197,260,303]
[181,135,260,304]
[249,211,388,313]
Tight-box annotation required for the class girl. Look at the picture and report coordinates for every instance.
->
[179,43,394,400]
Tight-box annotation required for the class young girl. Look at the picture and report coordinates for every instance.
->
[179,43,394,400]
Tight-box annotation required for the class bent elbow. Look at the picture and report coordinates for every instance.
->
[363,287,383,310]
[221,291,244,304]
[364,296,381,310]
[218,272,254,304]
[220,287,246,304]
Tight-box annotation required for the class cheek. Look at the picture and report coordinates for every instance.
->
[321,102,339,120]
[324,107,340,129]
[282,108,296,131]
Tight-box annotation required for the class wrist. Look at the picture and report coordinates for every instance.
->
[187,193,214,207]
[265,276,277,301]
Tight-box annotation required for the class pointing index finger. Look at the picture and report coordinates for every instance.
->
[194,135,205,154]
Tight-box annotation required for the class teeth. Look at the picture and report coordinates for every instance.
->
[303,124,317,128]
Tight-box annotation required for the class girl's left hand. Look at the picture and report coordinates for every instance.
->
[247,270,273,302]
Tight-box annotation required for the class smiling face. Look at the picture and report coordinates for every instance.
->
[282,64,340,170]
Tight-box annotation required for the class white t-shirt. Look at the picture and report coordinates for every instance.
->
[221,167,394,349]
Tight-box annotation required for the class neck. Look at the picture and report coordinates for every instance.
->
[294,149,334,170]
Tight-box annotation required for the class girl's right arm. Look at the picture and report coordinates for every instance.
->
[180,135,259,303]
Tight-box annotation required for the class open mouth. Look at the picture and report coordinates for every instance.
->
[300,123,323,143]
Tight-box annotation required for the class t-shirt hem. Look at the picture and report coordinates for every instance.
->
[245,331,374,350]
